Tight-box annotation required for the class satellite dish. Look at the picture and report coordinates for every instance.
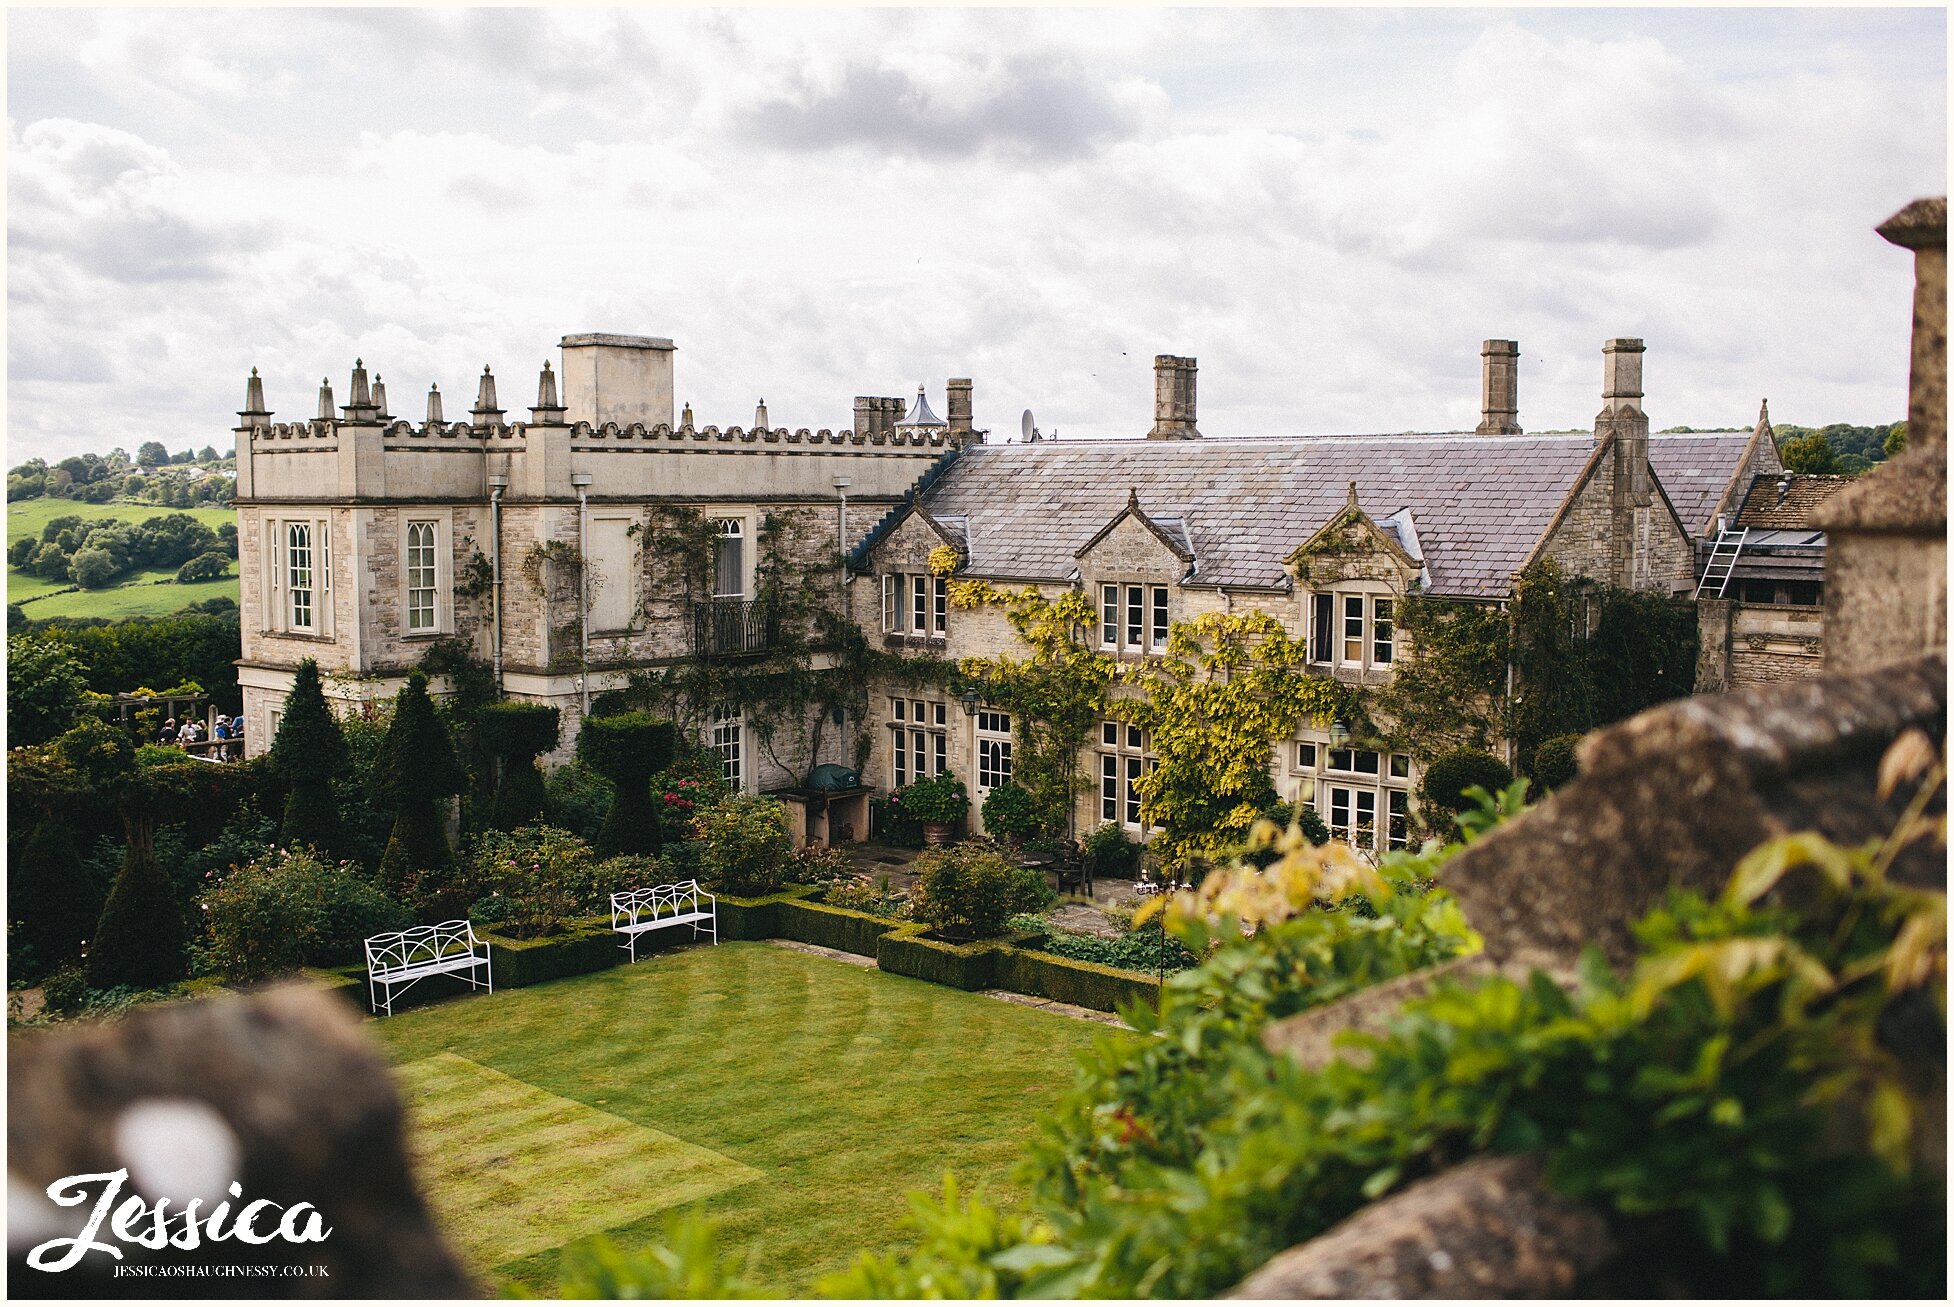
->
[1021,409,1035,442]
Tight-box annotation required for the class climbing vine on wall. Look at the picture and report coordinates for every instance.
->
[1369,558,1699,776]
[949,581,1115,836]
[1121,610,1352,873]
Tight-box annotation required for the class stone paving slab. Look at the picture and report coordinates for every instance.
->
[764,938,878,968]
[980,989,1130,1028]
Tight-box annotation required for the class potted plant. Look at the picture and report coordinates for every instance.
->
[896,773,970,847]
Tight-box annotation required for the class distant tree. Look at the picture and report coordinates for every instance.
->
[6,634,87,745]
[68,547,119,590]
[196,445,219,462]
[217,523,239,557]
[1780,431,1839,475]
[1886,422,1908,457]
[176,551,231,583]
[7,604,26,632]
[8,537,38,568]
[172,449,195,464]
[136,441,169,468]
[374,668,467,897]
[267,659,351,853]
[55,455,93,485]
[27,541,69,582]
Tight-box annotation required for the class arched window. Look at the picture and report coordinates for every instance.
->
[406,522,437,631]
[287,522,313,630]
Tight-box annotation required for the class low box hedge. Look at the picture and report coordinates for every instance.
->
[994,948,1161,1015]
[481,917,624,988]
[773,898,905,958]
[712,884,819,941]
[877,926,1000,990]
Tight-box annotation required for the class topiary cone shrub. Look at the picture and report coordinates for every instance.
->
[87,841,185,990]
[576,712,678,855]
[1528,733,1582,794]
[267,659,351,856]
[375,669,467,902]
[477,701,561,831]
[10,818,98,976]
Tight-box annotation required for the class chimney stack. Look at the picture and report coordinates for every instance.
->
[1596,337,1652,587]
[946,378,973,438]
[1147,355,1200,440]
[853,395,905,439]
[1475,340,1522,434]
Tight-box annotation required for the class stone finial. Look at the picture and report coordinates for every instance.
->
[755,398,769,431]
[426,383,444,426]
[529,361,565,422]
[1759,397,1770,427]
[472,366,504,427]
[373,375,389,419]
[1346,480,1361,512]
[317,377,334,420]
[238,367,270,427]
[1127,486,1141,510]
[681,401,694,430]
[346,357,375,413]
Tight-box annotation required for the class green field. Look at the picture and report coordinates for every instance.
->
[373,942,1102,1295]
[7,497,237,618]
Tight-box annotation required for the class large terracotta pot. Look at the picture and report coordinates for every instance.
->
[922,822,951,847]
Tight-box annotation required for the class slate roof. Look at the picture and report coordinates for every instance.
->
[916,434,1612,599]
[1647,431,1757,536]
[1733,472,1856,530]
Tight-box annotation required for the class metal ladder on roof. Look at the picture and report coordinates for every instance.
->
[1694,526,1749,599]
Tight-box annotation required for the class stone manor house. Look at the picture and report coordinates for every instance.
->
[234,331,1783,850]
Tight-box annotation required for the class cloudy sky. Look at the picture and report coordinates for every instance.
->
[7,6,1945,463]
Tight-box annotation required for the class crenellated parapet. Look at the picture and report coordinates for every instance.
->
[234,343,972,505]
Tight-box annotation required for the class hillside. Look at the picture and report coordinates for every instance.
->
[7,497,239,621]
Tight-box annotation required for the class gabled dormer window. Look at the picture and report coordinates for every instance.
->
[882,573,946,637]
[1309,590,1394,670]
[1098,582,1169,653]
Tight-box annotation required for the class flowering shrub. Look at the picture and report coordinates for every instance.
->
[822,874,913,919]
[203,847,411,982]
[894,773,970,827]
[692,795,794,896]
[979,782,1042,844]
[465,825,606,938]
[787,844,854,885]
[910,843,1049,941]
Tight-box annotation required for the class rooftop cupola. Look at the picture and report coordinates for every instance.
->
[472,365,505,429]
[238,367,271,428]
[898,385,946,430]
[342,358,379,420]
[316,377,334,421]
[755,398,770,431]
[426,382,445,426]
[530,360,566,423]
[372,375,390,420]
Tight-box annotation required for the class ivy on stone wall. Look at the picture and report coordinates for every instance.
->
[950,581,1115,837]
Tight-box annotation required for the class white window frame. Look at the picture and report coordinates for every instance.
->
[1372,596,1395,665]
[710,703,745,792]
[976,709,1013,794]
[1098,717,1154,833]
[1294,729,1413,853]
[888,696,947,787]
[1097,580,1172,654]
[712,518,745,600]
[267,515,333,638]
[401,512,453,636]
[882,573,903,633]
[1150,586,1169,652]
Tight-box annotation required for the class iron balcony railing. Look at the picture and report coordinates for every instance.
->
[690,598,780,657]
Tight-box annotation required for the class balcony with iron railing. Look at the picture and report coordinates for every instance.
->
[690,597,780,657]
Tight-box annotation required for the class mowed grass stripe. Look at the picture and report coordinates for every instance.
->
[394,1053,761,1272]
[375,943,1103,1294]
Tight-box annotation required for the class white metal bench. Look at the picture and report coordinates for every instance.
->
[364,919,493,1016]
[612,882,718,962]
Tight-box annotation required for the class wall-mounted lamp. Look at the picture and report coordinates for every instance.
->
[1328,718,1351,748]
[959,687,983,717]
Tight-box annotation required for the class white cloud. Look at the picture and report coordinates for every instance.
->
[3,8,1943,465]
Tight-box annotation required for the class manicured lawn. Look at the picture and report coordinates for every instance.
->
[7,498,238,616]
[372,942,1103,1295]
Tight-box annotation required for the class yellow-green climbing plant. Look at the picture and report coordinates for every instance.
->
[949,581,1115,835]
[1122,610,1352,872]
